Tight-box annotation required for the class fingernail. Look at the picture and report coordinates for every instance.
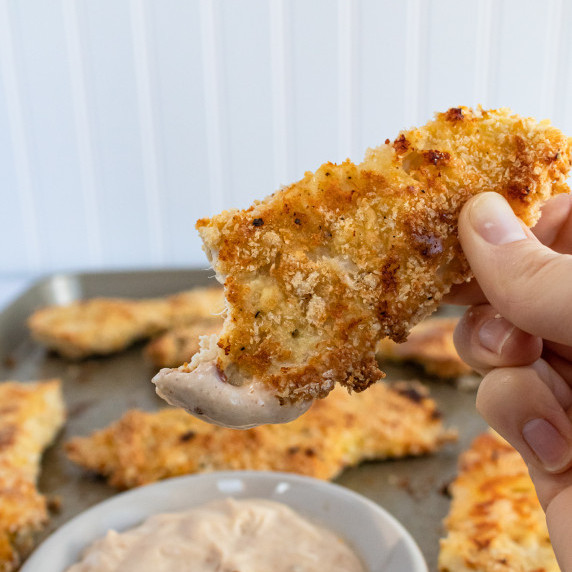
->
[478,316,514,355]
[523,418,572,472]
[469,193,527,245]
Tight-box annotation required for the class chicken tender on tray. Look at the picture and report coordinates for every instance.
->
[0,380,65,572]
[66,381,455,489]
[439,432,557,572]
[28,287,224,360]
[376,316,472,379]
[144,318,223,368]
[153,107,572,428]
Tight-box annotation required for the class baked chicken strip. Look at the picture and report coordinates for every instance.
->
[28,286,224,360]
[0,380,65,572]
[153,107,572,428]
[376,316,472,379]
[66,381,455,489]
[144,318,223,368]
[439,432,557,572]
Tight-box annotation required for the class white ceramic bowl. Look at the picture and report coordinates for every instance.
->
[22,471,427,572]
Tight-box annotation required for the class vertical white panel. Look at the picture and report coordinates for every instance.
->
[0,0,40,274]
[220,0,274,208]
[291,0,339,176]
[426,0,480,114]
[403,0,430,127]
[62,0,102,267]
[270,0,295,189]
[338,0,360,162]
[359,0,408,149]
[474,0,498,106]
[199,0,230,215]
[148,0,210,267]
[0,66,25,272]
[130,0,165,265]
[540,0,565,122]
[559,1,572,132]
[494,0,549,116]
[82,0,149,269]
[11,1,93,272]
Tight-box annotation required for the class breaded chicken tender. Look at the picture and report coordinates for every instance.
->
[28,287,224,360]
[66,382,455,489]
[376,317,472,379]
[439,432,558,572]
[0,380,65,572]
[144,318,223,368]
[153,107,572,428]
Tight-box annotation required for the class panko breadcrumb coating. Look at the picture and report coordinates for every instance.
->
[439,432,558,571]
[66,382,455,489]
[180,107,571,407]
[0,380,65,572]
[376,316,472,379]
[28,287,224,360]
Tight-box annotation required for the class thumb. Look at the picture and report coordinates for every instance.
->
[459,192,572,346]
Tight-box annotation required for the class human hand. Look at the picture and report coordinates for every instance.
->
[449,191,572,571]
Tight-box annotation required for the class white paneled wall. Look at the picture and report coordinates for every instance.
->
[1,0,571,277]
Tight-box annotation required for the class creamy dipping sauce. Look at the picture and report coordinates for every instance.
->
[152,360,312,429]
[65,498,365,572]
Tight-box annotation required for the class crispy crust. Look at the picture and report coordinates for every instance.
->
[28,287,224,360]
[144,318,223,368]
[195,107,572,402]
[66,381,456,489]
[376,317,472,379]
[439,433,558,572]
[0,380,65,572]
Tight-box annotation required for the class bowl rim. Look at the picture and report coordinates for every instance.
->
[22,470,427,571]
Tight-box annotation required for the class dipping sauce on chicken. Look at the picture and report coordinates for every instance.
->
[65,498,365,572]
[153,354,312,429]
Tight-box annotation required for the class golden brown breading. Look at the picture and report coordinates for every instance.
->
[191,107,571,403]
[66,381,455,489]
[376,317,472,379]
[439,432,558,572]
[144,318,223,368]
[28,287,224,360]
[0,380,65,572]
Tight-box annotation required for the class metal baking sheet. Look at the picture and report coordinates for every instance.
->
[0,269,488,572]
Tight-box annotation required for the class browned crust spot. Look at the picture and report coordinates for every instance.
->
[444,107,464,121]
[393,134,410,154]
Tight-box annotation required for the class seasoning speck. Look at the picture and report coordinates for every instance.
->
[180,431,196,442]
[253,218,264,227]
